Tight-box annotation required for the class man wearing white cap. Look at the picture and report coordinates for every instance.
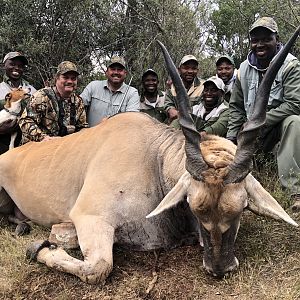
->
[0,52,36,152]
[192,76,228,137]
[227,17,300,209]
[164,54,204,123]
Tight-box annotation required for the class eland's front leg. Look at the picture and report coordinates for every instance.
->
[27,215,114,284]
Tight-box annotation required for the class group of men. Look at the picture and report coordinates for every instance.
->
[1,17,300,209]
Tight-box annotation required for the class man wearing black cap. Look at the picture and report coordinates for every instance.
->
[215,55,236,102]
[19,61,88,143]
[81,56,139,127]
[140,69,167,123]
[226,17,300,210]
[0,52,36,152]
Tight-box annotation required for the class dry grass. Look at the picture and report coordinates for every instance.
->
[1,161,300,300]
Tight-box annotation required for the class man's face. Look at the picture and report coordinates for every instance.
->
[216,61,234,84]
[202,82,223,109]
[250,27,278,64]
[143,74,158,94]
[178,60,199,85]
[4,58,25,81]
[56,72,78,96]
[106,64,127,85]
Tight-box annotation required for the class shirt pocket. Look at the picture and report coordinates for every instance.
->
[269,79,283,104]
[244,80,258,117]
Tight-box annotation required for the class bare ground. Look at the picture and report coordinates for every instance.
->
[1,163,300,300]
[1,207,299,300]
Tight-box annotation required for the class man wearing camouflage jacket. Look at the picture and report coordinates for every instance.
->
[19,61,88,143]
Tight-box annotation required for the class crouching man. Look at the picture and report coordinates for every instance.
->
[192,76,229,137]
[19,61,88,143]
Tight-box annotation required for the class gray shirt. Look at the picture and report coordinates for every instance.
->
[80,80,140,126]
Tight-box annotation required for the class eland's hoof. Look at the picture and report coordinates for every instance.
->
[15,222,31,236]
[26,240,56,261]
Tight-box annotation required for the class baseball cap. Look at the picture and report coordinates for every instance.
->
[250,17,278,33]
[107,56,126,69]
[203,76,225,92]
[142,68,158,79]
[216,55,235,66]
[3,52,28,65]
[56,61,80,75]
[179,55,198,67]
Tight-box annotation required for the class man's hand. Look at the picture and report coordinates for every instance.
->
[0,119,18,134]
[167,108,179,120]
[41,135,61,142]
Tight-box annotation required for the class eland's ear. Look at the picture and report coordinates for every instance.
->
[245,174,298,227]
[146,171,191,218]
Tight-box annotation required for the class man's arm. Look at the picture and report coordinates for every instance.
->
[265,60,300,127]
[125,87,140,112]
[19,93,48,143]
[226,76,247,139]
[80,82,93,107]
[164,88,178,121]
[75,96,89,131]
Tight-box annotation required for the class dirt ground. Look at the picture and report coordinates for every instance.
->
[1,209,299,300]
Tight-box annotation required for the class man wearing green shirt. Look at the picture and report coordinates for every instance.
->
[226,17,300,210]
[192,76,228,137]
[164,54,204,124]
[140,69,167,123]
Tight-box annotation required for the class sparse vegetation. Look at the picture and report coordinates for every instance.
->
[1,160,299,299]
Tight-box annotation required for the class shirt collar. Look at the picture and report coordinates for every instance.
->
[104,80,127,93]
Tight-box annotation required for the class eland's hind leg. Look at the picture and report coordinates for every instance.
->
[29,215,114,284]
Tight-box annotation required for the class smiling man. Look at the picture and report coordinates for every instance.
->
[216,55,236,102]
[19,61,88,143]
[164,55,204,124]
[80,56,139,127]
[0,52,36,153]
[192,76,228,137]
[140,69,167,123]
[227,17,300,209]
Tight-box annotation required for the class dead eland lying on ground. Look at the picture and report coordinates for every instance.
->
[0,26,299,284]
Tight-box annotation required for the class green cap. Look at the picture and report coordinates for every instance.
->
[250,17,278,33]
[3,52,28,65]
[216,55,235,66]
[142,68,158,79]
[57,61,79,75]
[107,56,126,69]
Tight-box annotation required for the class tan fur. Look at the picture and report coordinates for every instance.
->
[0,112,297,283]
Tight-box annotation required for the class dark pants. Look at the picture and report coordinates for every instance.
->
[0,128,22,155]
